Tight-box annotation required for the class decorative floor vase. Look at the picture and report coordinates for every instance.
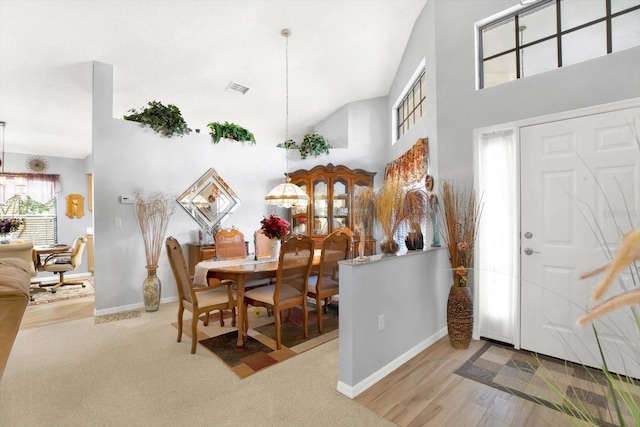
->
[446,285,473,349]
[0,233,10,244]
[380,237,399,254]
[143,265,161,312]
[268,238,281,259]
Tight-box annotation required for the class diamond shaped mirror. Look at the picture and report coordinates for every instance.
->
[177,168,241,235]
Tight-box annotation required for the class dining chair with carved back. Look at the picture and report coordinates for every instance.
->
[214,228,247,260]
[213,228,247,322]
[308,227,352,333]
[165,236,237,354]
[243,234,314,350]
[253,229,271,259]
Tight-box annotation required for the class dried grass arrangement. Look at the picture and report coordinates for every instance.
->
[354,180,428,253]
[440,181,481,287]
[133,188,176,268]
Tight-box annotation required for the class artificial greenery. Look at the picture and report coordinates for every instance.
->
[276,139,298,149]
[123,100,191,138]
[275,133,331,159]
[299,133,331,159]
[207,121,256,145]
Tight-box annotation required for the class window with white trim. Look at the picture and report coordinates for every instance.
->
[0,173,59,245]
[396,70,426,140]
[479,0,640,89]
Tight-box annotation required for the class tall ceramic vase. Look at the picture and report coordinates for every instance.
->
[269,238,281,259]
[446,285,473,349]
[143,265,161,312]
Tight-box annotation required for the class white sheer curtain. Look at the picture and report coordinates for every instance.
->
[477,129,518,344]
[0,173,60,205]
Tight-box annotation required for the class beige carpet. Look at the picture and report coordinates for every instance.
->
[0,300,393,427]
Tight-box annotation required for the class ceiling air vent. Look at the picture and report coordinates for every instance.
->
[226,82,250,95]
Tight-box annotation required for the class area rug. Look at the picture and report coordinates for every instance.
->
[185,304,339,379]
[95,309,141,324]
[28,277,94,306]
[455,340,640,427]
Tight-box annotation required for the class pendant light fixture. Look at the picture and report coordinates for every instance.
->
[264,28,309,209]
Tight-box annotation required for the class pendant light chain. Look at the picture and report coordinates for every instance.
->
[264,28,309,208]
[0,121,5,174]
[284,29,289,143]
[283,28,291,178]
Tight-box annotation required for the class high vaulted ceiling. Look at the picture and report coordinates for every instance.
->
[0,0,427,159]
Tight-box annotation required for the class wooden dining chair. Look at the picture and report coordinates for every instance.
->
[214,228,247,260]
[254,229,271,259]
[308,228,352,333]
[243,234,314,349]
[165,236,237,354]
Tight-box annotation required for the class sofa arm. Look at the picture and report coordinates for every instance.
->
[0,259,32,381]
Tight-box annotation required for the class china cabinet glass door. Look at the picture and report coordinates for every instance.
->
[291,180,308,235]
[332,178,349,230]
[312,178,328,236]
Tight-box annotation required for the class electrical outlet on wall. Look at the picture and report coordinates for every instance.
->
[378,314,385,331]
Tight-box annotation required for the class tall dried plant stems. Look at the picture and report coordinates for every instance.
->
[440,181,480,286]
[354,180,428,239]
[354,186,376,235]
[133,189,175,268]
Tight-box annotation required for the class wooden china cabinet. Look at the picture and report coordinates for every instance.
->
[288,163,377,255]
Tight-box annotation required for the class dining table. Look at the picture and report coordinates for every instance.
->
[194,250,322,348]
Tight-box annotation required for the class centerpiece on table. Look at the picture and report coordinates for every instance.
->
[260,214,290,258]
[133,188,175,312]
[440,180,481,349]
[0,218,25,244]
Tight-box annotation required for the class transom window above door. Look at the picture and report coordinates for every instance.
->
[478,0,640,89]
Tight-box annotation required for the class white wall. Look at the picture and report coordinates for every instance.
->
[337,248,451,397]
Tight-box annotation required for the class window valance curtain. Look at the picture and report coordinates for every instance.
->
[384,138,428,184]
[0,173,61,205]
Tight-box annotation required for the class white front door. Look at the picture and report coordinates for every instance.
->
[520,107,640,378]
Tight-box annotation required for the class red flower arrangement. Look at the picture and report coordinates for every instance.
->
[260,214,290,241]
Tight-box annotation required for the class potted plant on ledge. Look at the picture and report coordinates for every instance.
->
[207,121,256,145]
[123,100,191,138]
[354,180,427,255]
[276,133,331,159]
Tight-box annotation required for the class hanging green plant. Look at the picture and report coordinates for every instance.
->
[299,133,331,159]
[207,121,256,145]
[123,100,191,138]
[276,139,298,149]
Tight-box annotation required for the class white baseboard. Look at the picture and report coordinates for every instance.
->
[94,295,178,316]
[336,327,448,399]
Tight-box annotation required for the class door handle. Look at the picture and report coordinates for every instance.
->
[524,247,540,256]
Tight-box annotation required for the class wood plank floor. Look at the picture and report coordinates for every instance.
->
[20,295,94,330]
[21,299,591,426]
[355,337,594,427]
